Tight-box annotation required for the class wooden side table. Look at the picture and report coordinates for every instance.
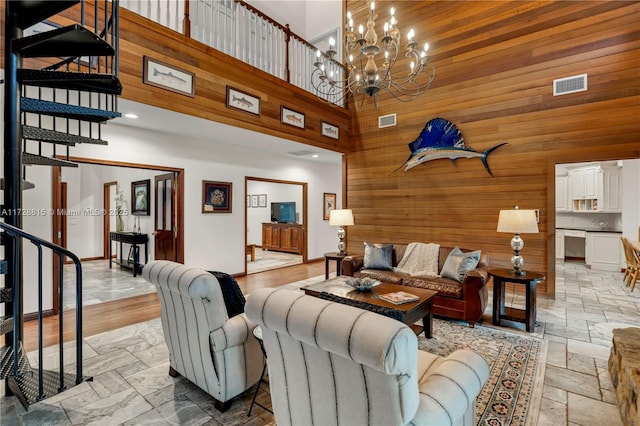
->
[324,252,346,279]
[489,268,545,332]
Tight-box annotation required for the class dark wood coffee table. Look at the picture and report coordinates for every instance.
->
[301,278,437,338]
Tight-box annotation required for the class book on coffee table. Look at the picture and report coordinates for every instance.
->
[379,291,420,304]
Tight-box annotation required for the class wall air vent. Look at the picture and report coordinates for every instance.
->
[553,74,587,96]
[378,113,397,128]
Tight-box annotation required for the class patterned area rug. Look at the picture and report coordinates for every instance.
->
[421,319,546,426]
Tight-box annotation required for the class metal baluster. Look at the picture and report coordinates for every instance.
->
[57,252,65,392]
[36,243,44,400]
[74,253,83,384]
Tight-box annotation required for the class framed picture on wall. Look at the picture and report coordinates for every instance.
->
[226,86,260,116]
[247,194,252,208]
[131,180,150,216]
[258,194,267,208]
[323,192,336,220]
[321,121,339,140]
[203,181,232,213]
[281,106,305,129]
[143,56,195,97]
[251,194,259,208]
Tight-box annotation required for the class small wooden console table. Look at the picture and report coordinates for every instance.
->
[109,231,148,277]
[489,268,545,332]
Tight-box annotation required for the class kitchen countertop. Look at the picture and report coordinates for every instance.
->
[557,227,622,233]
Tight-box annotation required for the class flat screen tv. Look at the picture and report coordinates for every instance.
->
[271,202,296,223]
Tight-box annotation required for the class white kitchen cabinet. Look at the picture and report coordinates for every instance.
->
[555,229,565,259]
[556,176,569,211]
[586,232,623,271]
[567,164,621,212]
[569,168,585,199]
[584,166,599,199]
[602,166,622,212]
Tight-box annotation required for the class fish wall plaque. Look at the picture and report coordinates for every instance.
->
[394,117,507,176]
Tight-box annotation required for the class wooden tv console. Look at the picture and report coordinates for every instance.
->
[262,222,303,255]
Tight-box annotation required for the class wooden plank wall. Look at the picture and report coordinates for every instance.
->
[344,0,640,295]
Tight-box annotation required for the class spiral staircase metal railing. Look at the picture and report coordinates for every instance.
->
[1,0,121,409]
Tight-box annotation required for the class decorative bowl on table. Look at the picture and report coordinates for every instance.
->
[345,277,380,292]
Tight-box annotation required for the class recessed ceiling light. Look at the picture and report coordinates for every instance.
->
[311,154,319,158]
[124,113,138,119]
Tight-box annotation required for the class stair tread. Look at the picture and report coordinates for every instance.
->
[0,178,36,190]
[0,315,14,336]
[0,343,31,380]
[18,69,122,95]
[22,153,79,168]
[21,98,121,123]
[13,24,114,58]
[0,286,11,303]
[7,369,88,409]
[23,125,108,146]
[9,1,81,30]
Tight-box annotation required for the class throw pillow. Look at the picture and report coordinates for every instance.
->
[207,270,246,317]
[363,243,394,270]
[440,248,482,283]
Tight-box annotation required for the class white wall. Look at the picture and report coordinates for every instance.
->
[244,1,341,43]
[622,158,640,240]
[62,164,158,260]
[247,180,303,245]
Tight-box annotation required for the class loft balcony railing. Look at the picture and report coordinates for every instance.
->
[119,0,346,106]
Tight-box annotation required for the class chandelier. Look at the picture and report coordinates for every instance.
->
[311,1,435,109]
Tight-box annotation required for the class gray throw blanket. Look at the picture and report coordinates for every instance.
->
[394,242,440,276]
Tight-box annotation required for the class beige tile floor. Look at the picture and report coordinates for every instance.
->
[531,260,634,425]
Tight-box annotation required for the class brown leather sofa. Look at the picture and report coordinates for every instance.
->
[341,244,489,327]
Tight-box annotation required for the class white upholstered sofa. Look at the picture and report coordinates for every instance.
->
[246,287,490,426]
[143,260,264,411]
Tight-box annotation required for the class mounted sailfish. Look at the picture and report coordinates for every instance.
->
[393,117,507,176]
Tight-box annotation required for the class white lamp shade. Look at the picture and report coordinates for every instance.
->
[329,209,354,226]
[497,209,539,234]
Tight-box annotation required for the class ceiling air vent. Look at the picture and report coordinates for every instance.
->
[378,113,397,128]
[553,74,587,96]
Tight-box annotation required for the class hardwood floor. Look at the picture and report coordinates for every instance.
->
[23,259,326,352]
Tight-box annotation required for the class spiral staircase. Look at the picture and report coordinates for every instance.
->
[1,0,121,409]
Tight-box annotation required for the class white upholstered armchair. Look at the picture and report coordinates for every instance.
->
[143,260,264,412]
[246,287,490,426]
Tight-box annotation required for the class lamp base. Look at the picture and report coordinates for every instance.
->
[337,226,346,255]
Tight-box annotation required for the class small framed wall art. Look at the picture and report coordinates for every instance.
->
[281,106,305,129]
[143,56,195,97]
[247,195,252,208]
[251,194,259,208]
[131,179,150,216]
[258,194,267,208]
[226,86,260,116]
[321,121,339,140]
[323,192,336,220]
[203,181,232,213]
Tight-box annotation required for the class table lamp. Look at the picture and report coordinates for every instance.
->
[497,207,539,275]
[329,209,354,255]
